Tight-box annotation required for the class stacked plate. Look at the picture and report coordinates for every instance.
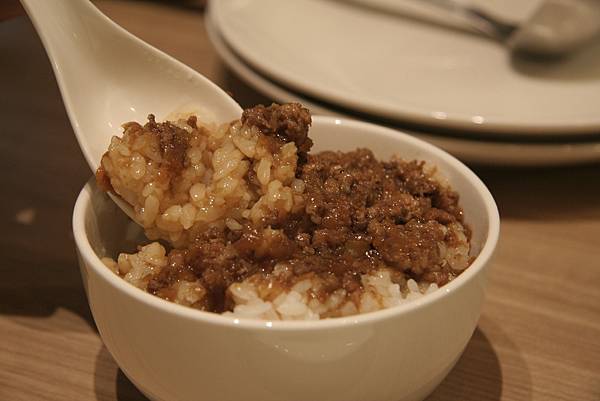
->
[206,0,600,165]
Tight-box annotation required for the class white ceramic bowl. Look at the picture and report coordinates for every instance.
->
[73,116,499,401]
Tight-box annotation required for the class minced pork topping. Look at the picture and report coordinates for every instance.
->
[98,103,471,320]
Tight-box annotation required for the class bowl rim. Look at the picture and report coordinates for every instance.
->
[73,115,500,331]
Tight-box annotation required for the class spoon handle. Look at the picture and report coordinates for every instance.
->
[19,0,136,170]
[19,0,110,75]
[416,0,517,41]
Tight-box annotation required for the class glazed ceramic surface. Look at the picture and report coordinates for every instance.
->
[73,117,500,401]
[21,0,241,170]
[21,0,241,222]
[211,0,600,136]
[205,15,600,166]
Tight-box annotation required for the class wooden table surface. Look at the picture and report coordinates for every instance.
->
[1,1,599,400]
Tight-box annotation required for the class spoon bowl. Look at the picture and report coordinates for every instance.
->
[21,0,242,220]
[508,0,600,57]
[417,0,600,57]
[346,0,600,57]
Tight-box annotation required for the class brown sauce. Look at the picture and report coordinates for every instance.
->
[104,103,470,313]
[147,145,467,313]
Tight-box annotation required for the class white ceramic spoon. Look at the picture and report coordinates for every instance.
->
[347,0,600,57]
[419,0,600,57]
[20,0,242,221]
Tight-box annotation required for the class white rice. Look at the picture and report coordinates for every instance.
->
[102,240,461,321]
[100,116,304,248]
[222,266,439,321]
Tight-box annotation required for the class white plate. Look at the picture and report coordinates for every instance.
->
[210,0,600,137]
[206,14,600,166]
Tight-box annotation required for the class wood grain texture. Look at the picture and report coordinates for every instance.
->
[0,1,598,400]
